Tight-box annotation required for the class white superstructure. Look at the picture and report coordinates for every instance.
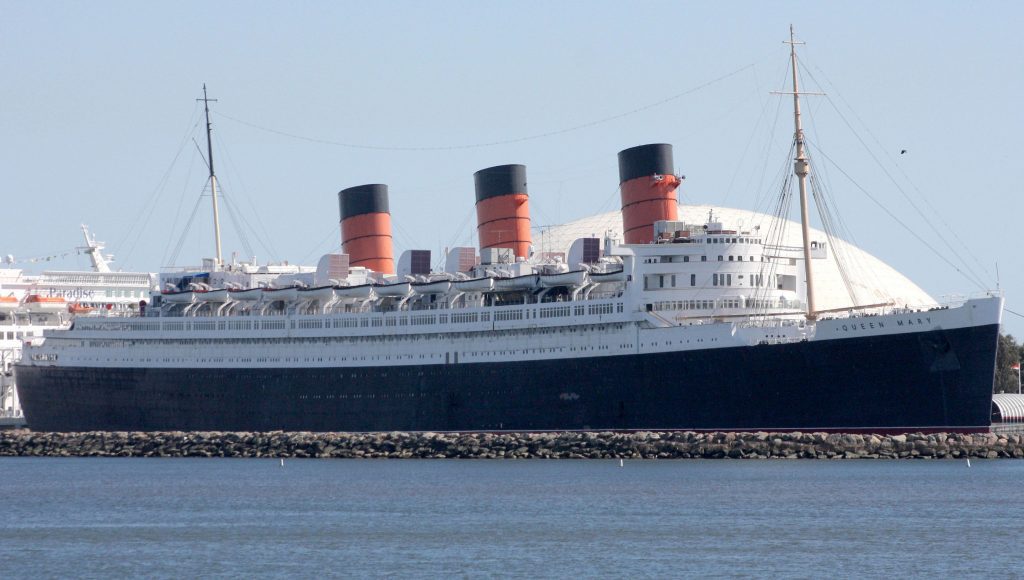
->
[25,215,998,373]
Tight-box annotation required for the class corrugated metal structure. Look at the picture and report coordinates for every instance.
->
[992,394,1024,423]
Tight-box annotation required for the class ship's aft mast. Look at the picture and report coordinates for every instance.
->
[199,84,223,270]
[785,25,817,321]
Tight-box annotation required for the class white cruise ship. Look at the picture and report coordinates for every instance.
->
[0,227,156,427]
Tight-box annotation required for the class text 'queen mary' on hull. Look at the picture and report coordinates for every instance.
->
[14,29,1003,433]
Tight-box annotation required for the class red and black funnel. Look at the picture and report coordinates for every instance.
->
[338,184,395,274]
[618,143,680,244]
[474,164,531,259]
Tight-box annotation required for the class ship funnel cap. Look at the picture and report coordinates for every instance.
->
[339,184,389,219]
[474,164,528,203]
[618,143,674,184]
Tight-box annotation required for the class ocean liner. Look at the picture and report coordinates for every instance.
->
[15,30,1002,433]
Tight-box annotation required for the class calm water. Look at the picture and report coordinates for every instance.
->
[1,458,1021,578]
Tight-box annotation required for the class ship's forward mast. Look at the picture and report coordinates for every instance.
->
[777,25,822,321]
[789,27,814,320]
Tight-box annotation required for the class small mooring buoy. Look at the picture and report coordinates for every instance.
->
[966,458,971,468]
[619,458,624,467]
[280,458,285,467]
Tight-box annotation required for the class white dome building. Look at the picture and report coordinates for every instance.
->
[533,204,936,313]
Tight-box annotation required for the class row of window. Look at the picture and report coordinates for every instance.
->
[40,273,150,285]
[3,330,40,340]
[103,289,145,298]
[652,297,789,311]
[718,255,762,262]
[705,237,761,245]
[643,254,765,264]
[73,323,632,349]
[646,271,776,290]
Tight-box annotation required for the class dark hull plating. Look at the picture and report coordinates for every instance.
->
[16,324,1000,433]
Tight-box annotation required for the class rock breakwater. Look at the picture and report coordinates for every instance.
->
[1,431,1023,459]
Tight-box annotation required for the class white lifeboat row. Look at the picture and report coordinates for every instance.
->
[160,285,374,305]
[158,268,623,306]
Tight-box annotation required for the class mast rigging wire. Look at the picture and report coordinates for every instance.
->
[807,142,988,292]
[799,90,883,303]
[211,65,758,152]
[807,164,860,306]
[161,147,201,267]
[219,193,257,261]
[805,59,991,278]
[299,224,344,267]
[116,105,204,268]
[797,56,991,290]
[1004,308,1024,320]
[214,130,282,262]
[724,56,791,209]
[167,195,205,268]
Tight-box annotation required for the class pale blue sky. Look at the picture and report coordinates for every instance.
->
[2,2,1022,333]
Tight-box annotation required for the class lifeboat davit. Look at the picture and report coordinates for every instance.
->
[24,295,67,312]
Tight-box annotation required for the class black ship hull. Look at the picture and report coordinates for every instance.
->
[16,323,1000,433]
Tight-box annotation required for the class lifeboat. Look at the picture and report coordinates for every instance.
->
[493,274,538,291]
[374,281,411,297]
[334,284,374,299]
[227,288,263,302]
[196,289,229,303]
[412,280,452,295]
[262,286,300,302]
[538,269,588,288]
[589,269,627,283]
[0,296,19,312]
[161,290,196,304]
[452,277,494,293]
[24,295,67,312]
[67,303,95,315]
[298,285,337,302]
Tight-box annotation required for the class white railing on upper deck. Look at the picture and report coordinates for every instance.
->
[67,297,629,337]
